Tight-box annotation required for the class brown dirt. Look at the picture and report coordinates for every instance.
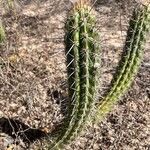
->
[0,0,150,150]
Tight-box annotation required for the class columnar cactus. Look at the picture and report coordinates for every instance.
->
[96,4,150,121]
[46,1,150,150]
[0,21,5,43]
[49,0,99,149]
[7,0,14,10]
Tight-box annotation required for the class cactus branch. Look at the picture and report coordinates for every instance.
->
[95,4,150,121]
[0,21,5,43]
[48,0,99,149]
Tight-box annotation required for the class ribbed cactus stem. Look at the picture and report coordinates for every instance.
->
[49,0,99,149]
[0,21,5,43]
[95,4,150,121]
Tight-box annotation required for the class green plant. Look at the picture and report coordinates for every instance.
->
[7,0,14,10]
[95,4,150,121]
[47,2,150,149]
[0,21,5,43]
[48,0,99,149]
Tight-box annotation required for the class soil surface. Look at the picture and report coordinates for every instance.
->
[0,0,150,150]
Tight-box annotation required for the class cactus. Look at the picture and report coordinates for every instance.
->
[0,21,5,43]
[95,4,150,121]
[48,0,99,149]
[7,0,14,10]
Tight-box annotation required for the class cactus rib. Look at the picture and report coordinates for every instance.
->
[49,0,99,149]
[96,4,150,121]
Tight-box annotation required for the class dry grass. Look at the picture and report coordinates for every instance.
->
[0,0,150,150]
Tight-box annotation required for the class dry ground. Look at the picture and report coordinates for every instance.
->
[0,0,150,150]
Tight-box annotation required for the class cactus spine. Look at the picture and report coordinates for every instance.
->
[96,4,150,121]
[49,0,99,149]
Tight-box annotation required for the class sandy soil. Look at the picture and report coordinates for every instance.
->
[0,0,150,150]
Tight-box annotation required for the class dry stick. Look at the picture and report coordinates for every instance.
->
[48,0,99,149]
[95,4,150,122]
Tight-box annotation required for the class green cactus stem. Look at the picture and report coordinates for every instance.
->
[0,22,5,43]
[7,0,15,10]
[96,4,150,122]
[49,0,99,149]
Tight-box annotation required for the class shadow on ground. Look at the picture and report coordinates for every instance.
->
[0,117,46,144]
